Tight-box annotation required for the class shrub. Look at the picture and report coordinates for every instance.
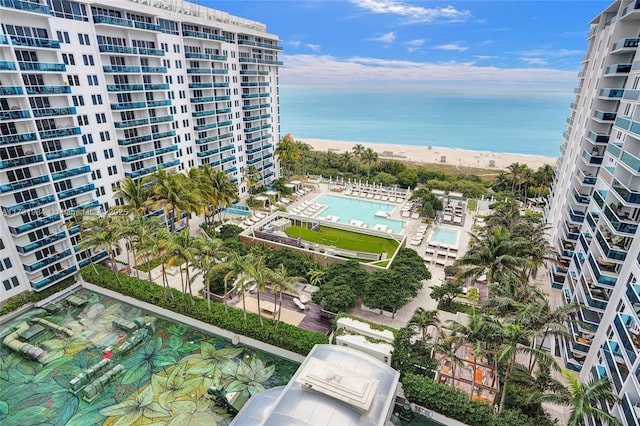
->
[80,265,328,355]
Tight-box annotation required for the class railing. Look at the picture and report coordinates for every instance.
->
[93,14,133,27]
[39,127,81,139]
[24,249,73,272]
[0,175,49,193]
[0,86,23,96]
[114,118,149,128]
[150,115,173,124]
[0,154,43,169]
[16,230,65,253]
[99,44,137,54]
[0,0,51,14]
[0,110,30,120]
[19,62,66,72]
[141,66,167,73]
[138,48,164,56]
[45,146,86,160]
[103,65,141,73]
[31,265,77,290]
[111,101,147,110]
[58,183,95,199]
[32,107,76,117]
[10,35,60,48]
[8,214,61,235]
[121,150,155,162]
[51,165,90,180]
[26,85,70,95]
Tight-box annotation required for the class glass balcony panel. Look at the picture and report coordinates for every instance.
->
[0,175,49,193]
[19,62,66,72]
[0,154,43,169]
[8,214,61,235]
[31,265,77,289]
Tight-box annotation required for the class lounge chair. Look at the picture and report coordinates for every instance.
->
[293,297,306,310]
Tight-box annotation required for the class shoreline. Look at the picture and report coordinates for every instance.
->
[299,138,557,171]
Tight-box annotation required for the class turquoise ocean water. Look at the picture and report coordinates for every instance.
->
[279,86,573,157]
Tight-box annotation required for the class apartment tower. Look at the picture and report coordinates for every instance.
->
[0,0,282,301]
[546,0,640,423]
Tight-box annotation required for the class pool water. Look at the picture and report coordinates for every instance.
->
[430,227,459,246]
[314,194,404,232]
[0,289,299,425]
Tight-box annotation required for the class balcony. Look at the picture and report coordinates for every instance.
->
[125,165,157,179]
[65,200,99,216]
[0,86,23,96]
[144,83,169,90]
[620,149,640,173]
[147,99,171,107]
[193,122,218,131]
[138,48,164,56]
[577,169,597,185]
[568,205,586,223]
[548,268,565,290]
[187,68,212,74]
[107,84,144,92]
[117,134,152,146]
[0,60,16,70]
[45,146,86,160]
[114,118,150,129]
[111,101,147,111]
[0,0,51,13]
[581,277,609,311]
[620,394,640,426]
[93,15,133,27]
[604,63,632,75]
[149,115,173,124]
[122,150,154,162]
[195,135,218,145]
[192,110,216,118]
[133,21,161,31]
[185,52,210,60]
[602,202,638,234]
[188,82,213,89]
[155,145,178,156]
[10,35,60,49]
[197,147,221,158]
[0,154,43,169]
[582,149,603,165]
[579,232,592,253]
[0,109,30,120]
[103,65,141,73]
[58,183,95,199]
[0,175,49,193]
[15,230,65,253]
[595,230,627,261]
[32,107,76,117]
[26,85,71,95]
[8,214,61,235]
[141,66,167,73]
[586,130,610,144]
[593,110,617,122]
[39,127,81,140]
[152,130,176,140]
[611,37,640,53]
[162,159,180,168]
[564,221,580,240]
[51,165,90,180]
[31,265,77,290]
[19,62,66,72]
[573,188,590,205]
[613,313,638,364]
[598,88,624,99]
[24,249,72,272]
[99,44,137,54]
[602,341,626,393]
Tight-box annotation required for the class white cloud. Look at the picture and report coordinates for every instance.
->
[289,40,302,48]
[475,55,497,60]
[520,48,582,57]
[371,32,396,43]
[306,44,321,52]
[405,39,425,47]
[521,57,548,65]
[349,0,471,23]
[434,43,467,52]
[279,54,578,88]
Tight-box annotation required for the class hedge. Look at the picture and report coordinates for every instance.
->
[80,265,328,355]
[0,277,76,316]
[401,373,555,426]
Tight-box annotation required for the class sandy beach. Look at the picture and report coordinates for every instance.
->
[300,138,556,171]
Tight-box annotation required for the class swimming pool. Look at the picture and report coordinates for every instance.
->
[430,227,459,246]
[314,194,404,233]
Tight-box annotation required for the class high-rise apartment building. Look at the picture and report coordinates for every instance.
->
[546,1,640,423]
[0,0,282,302]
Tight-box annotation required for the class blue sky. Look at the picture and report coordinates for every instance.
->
[207,0,611,90]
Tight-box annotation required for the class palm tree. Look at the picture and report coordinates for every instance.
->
[193,237,228,310]
[538,370,622,426]
[428,330,465,391]
[165,227,201,302]
[509,360,567,418]
[352,144,365,175]
[454,226,533,290]
[535,163,555,197]
[134,216,166,291]
[447,309,503,401]
[307,265,326,287]
[242,253,273,327]
[269,264,305,327]
[274,134,300,180]
[361,147,378,179]
[113,176,151,215]
[200,165,237,223]
[78,210,123,284]
[244,165,262,195]
[213,250,248,315]
[295,141,312,176]
[146,167,191,232]
[408,308,439,343]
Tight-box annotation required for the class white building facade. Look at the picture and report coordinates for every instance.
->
[0,0,282,301]
[546,1,640,423]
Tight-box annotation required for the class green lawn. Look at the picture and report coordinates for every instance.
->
[284,225,399,255]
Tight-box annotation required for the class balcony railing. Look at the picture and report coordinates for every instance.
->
[620,149,640,173]
[598,88,624,98]
[114,118,150,128]
[25,85,70,95]
[595,230,627,261]
[19,62,66,72]
[8,214,61,235]
[0,154,43,169]
[141,66,167,73]
[51,165,90,180]
[99,44,137,54]
[16,230,65,253]
[32,107,76,117]
[117,134,152,146]
[24,249,72,272]
[103,65,141,73]
[0,175,49,193]
[58,183,95,199]
[10,35,60,49]
[149,115,173,124]
[603,203,638,234]
[0,86,23,96]
[111,101,147,110]
[0,109,30,120]
[39,127,81,140]
[613,313,638,364]
[45,146,86,160]
[0,0,51,14]
[93,15,133,27]
[31,265,77,290]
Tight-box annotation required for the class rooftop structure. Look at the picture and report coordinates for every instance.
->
[231,344,401,425]
[544,1,640,424]
[0,0,282,302]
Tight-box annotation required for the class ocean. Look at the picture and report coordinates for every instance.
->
[279,86,573,157]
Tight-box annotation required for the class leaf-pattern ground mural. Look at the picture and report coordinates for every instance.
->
[0,289,299,425]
